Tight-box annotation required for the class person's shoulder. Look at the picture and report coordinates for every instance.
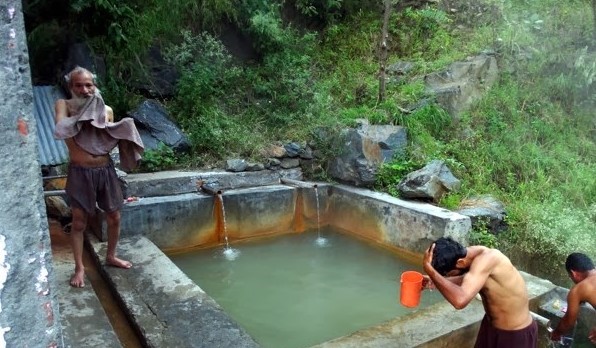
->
[575,275,596,293]
[105,105,114,122]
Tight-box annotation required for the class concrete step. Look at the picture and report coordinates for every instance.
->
[49,220,122,348]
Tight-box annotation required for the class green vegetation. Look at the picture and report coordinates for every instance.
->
[139,142,177,172]
[24,0,595,285]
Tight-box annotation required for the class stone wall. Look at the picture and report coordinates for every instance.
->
[0,2,63,346]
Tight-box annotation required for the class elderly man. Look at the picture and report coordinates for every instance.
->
[54,66,143,287]
[423,237,537,347]
[551,252,596,344]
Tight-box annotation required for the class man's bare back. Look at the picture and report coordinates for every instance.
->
[424,242,532,331]
[472,247,533,330]
[551,253,596,342]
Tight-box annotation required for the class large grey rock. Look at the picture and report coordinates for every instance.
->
[128,99,190,152]
[457,195,508,234]
[130,45,179,98]
[328,120,407,187]
[425,53,498,117]
[397,160,461,202]
[226,159,248,172]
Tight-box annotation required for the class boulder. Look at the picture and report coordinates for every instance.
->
[397,160,461,202]
[425,53,498,118]
[128,99,190,153]
[130,45,179,98]
[328,119,407,187]
[457,195,508,234]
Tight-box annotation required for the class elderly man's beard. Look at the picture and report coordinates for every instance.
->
[70,88,101,109]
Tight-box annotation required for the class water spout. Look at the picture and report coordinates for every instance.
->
[314,186,328,247]
[197,180,222,195]
[215,192,239,261]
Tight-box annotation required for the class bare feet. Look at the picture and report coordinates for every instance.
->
[70,268,85,288]
[106,256,132,269]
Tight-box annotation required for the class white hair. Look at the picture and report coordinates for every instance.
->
[64,66,97,86]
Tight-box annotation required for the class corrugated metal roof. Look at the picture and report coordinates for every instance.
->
[34,86,69,166]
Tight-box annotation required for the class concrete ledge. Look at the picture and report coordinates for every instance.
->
[51,227,121,348]
[88,235,260,348]
[311,300,484,348]
[327,185,472,253]
[124,169,303,198]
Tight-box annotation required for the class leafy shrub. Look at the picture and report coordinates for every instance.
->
[392,7,452,57]
[505,195,596,283]
[469,226,499,249]
[374,157,421,196]
[140,143,177,172]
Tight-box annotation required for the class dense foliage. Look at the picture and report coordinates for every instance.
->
[24,0,595,285]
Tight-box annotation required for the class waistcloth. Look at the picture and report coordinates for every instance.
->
[65,161,123,215]
[474,314,538,348]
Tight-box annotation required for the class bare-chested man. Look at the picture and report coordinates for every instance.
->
[423,237,537,348]
[54,67,133,288]
[551,252,596,344]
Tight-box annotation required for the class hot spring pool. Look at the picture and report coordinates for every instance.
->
[169,227,444,348]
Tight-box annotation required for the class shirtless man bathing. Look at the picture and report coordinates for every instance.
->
[423,237,537,347]
[551,252,596,345]
[54,67,142,287]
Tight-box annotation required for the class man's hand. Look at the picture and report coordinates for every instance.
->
[423,243,435,274]
[422,275,435,290]
[589,327,595,344]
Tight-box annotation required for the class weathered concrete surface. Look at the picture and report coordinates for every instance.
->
[215,186,299,240]
[311,272,556,348]
[117,185,300,250]
[0,1,63,346]
[117,182,470,255]
[311,300,484,348]
[124,168,302,198]
[50,222,121,347]
[118,193,219,250]
[88,235,260,348]
[327,185,472,253]
[531,282,595,345]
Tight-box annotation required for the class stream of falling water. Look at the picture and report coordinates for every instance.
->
[217,193,240,260]
[314,186,328,247]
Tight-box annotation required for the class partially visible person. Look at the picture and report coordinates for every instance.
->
[423,237,537,348]
[550,252,596,344]
[54,66,144,288]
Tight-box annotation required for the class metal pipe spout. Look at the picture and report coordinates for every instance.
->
[196,180,222,195]
[530,311,551,329]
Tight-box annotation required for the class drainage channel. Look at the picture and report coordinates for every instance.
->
[82,243,143,348]
[48,219,143,348]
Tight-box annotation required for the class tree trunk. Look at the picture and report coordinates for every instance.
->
[378,0,392,103]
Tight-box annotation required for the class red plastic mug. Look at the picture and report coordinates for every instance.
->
[400,271,424,307]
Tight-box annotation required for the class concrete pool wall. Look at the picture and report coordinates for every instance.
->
[114,171,472,254]
[88,171,563,347]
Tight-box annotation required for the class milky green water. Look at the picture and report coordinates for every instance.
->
[169,228,444,348]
